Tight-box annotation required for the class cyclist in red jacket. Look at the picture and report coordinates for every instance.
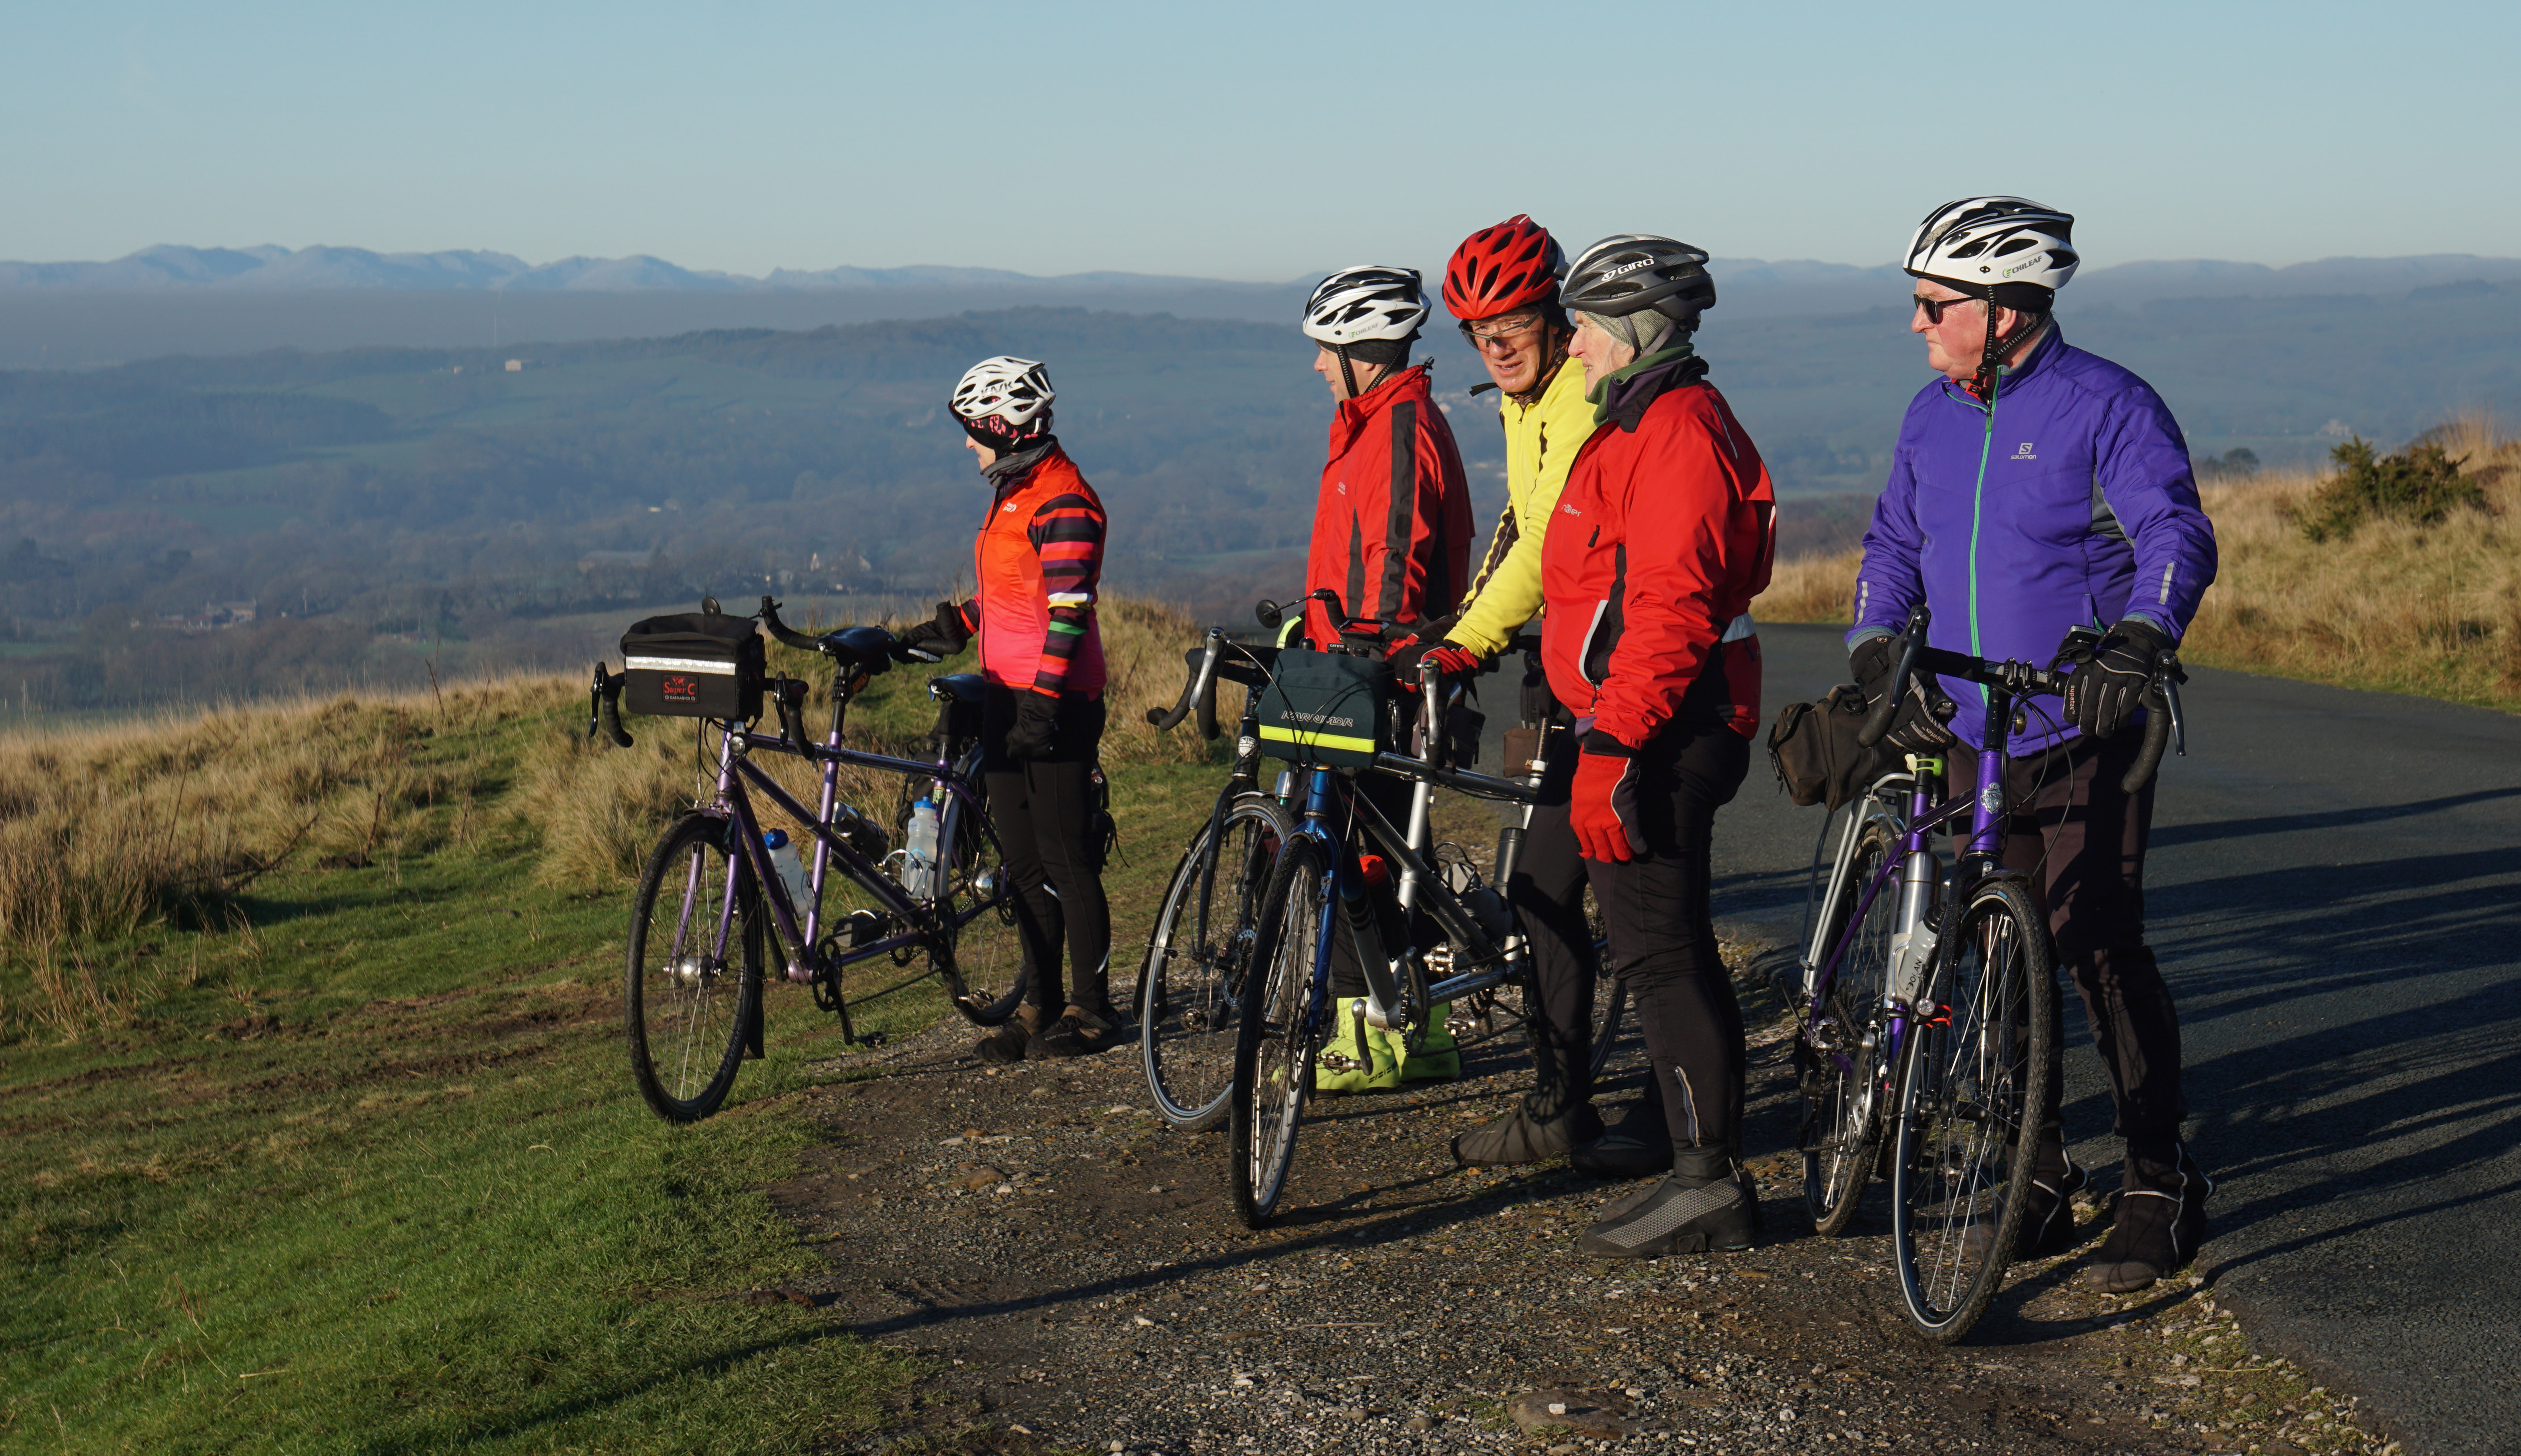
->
[1298,266,1476,651]
[1294,266,1476,1090]
[894,356,1115,1063]
[1533,238,1777,1258]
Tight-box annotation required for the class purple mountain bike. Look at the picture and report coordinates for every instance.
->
[1792,605,2186,1341]
[592,599,1025,1123]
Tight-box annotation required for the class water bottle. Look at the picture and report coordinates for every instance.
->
[761,828,813,911]
[903,798,941,899]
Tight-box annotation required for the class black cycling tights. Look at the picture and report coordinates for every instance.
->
[1579,725,1751,1155]
[982,689,1111,1016]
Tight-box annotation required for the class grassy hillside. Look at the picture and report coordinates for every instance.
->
[1750,419,2521,715]
[0,599,1224,1452]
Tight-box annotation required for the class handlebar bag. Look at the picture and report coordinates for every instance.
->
[620,612,766,720]
[1766,684,1892,812]
[1254,647,1392,768]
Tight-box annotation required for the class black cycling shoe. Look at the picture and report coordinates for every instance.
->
[2020,1157,2091,1258]
[1570,1129,1672,1180]
[1453,1100,1603,1168]
[1577,1149,1756,1258]
[1570,1101,1675,1179]
[1027,1004,1122,1060]
[2086,1142,2212,1293]
[977,1005,1047,1065]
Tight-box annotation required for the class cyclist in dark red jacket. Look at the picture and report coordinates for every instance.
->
[1294,266,1476,1090]
[1534,237,1777,1259]
[1297,266,1475,651]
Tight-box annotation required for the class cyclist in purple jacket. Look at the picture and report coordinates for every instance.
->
[1848,197,2219,1294]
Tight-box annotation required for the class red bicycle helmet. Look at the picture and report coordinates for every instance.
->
[1442,214,1566,320]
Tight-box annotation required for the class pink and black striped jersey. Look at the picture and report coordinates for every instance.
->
[965,444,1107,698]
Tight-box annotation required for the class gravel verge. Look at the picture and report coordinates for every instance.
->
[751,943,2398,1456]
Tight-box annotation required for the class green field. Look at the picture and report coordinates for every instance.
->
[0,660,1221,1453]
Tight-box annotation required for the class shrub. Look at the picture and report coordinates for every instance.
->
[2298,436,2486,542]
[2195,446,2262,480]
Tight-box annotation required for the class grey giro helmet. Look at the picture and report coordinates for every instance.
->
[1560,235,1718,324]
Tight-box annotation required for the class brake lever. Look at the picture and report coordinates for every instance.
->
[2160,656,2188,757]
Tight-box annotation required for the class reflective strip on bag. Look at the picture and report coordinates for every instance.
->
[1257,724,1376,756]
[625,655,739,675]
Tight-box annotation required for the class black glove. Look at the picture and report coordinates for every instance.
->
[1849,636,1957,753]
[2063,617,2171,740]
[1002,690,1061,762]
[890,601,971,663]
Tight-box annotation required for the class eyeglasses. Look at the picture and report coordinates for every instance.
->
[1911,293,1984,325]
[1458,312,1543,345]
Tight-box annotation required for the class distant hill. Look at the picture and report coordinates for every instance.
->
[7,244,2520,372]
[3,288,2518,712]
[12,243,2521,305]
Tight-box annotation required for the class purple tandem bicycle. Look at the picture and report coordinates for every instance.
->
[1792,604,2188,1341]
[590,598,1025,1123]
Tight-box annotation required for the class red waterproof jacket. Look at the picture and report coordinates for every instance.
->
[1540,362,1775,745]
[959,443,1107,698]
[1301,365,1474,647]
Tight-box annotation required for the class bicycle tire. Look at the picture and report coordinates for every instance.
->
[625,814,765,1123]
[1889,876,2055,1342]
[933,788,1029,1028]
[1801,821,1902,1237]
[1140,795,1289,1131]
[1586,963,1627,1084]
[1229,836,1327,1228]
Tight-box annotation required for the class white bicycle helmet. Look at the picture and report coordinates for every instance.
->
[951,356,1055,430]
[1301,266,1432,347]
[1905,196,2078,307]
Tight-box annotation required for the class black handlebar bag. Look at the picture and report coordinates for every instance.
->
[1254,648,1392,769]
[620,612,766,720]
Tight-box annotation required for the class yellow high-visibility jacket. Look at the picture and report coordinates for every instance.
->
[1444,356,1597,656]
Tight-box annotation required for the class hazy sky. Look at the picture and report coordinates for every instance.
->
[6,0,2514,280]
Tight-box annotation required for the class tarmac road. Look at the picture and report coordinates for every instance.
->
[1711,623,2521,1456]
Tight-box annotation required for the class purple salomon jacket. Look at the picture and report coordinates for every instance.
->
[1848,326,2217,755]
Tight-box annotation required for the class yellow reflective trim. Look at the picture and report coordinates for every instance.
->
[1258,724,1376,755]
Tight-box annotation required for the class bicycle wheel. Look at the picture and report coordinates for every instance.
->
[1140,795,1289,1131]
[1801,820,1902,1236]
[626,814,766,1123]
[1587,960,1627,1084]
[930,784,1029,1027]
[1889,877,2054,1342]
[1229,836,1328,1228]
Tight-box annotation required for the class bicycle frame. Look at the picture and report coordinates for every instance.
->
[1799,678,2041,1088]
[692,704,1002,1047]
[1275,671,1543,1053]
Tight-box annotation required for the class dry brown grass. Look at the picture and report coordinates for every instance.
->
[0,596,1220,955]
[1755,547,1863,626]
[501,593,1217,888]
[1748,418,2521,713]
[0,680,557,945]
[2188,418,2519,708]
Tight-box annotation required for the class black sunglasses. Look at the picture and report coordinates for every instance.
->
[1911,293,1985,325]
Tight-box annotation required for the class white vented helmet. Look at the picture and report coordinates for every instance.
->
[950,356,1055,429]
[1301,266,1432,346]
[1905,197,2079,301]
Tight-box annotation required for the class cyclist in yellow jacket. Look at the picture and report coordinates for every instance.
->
[1425,216,1667,1175]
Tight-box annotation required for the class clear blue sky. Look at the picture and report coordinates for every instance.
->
[6,0,2513,279]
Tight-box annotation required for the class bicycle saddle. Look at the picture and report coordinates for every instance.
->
[928,673,986,704]
[822,626,896,668]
